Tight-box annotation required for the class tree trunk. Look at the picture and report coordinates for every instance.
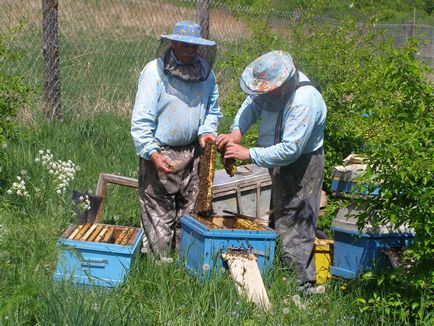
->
[42,0,61,120]
[196,0,211,39]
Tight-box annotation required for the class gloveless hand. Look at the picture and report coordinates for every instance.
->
[199,133,216,148]
[216,130,242,151]
[224,142,250,161]
[150,152,174,174]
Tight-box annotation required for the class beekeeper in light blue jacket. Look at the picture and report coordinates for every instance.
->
[131,21,222,256]
[217,51,326,294]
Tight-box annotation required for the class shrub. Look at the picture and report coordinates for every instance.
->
[0,26,30,189]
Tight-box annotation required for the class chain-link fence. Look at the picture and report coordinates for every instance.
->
[1,0,433,118]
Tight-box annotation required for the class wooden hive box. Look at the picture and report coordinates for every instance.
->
[180,215,277,279]
[54,224,143,287]
[54,174,142,287]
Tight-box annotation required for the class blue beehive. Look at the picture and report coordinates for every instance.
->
[54,224,143,287]
[180,215,278,278]
[330,207,414,279]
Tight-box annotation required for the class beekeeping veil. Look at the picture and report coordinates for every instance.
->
[157,20,217,82]
[240,50,298,112]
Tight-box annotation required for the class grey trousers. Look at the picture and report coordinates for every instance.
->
[269,147,324,285]
[138,143,200,255]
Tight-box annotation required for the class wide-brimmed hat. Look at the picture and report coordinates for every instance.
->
[240,50,296,95]
[160,20,216,46]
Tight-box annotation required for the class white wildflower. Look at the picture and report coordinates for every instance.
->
[282,307,290,315]
[8,176,29,198]
[34,157,40,162]
[2,143,7,149]
[20,170,27,175]
[38,150,44,155]
[202,263,210,271]
[56,189,62,194]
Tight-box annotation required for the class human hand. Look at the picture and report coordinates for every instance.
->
[150,152,174,174]
[224,142,250,161]
[216,130,242,151]
[199,133,216,148]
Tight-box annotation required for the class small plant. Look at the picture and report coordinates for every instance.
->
[4,149,80,219]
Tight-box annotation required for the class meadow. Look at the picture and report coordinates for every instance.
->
[1,1,433,325]
[0,113,408,326]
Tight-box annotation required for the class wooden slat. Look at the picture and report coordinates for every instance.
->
[95,226,108,242]
[68,225,82,240]
[73,224,91,240]
[81,224,98,241]
[115,228,128,245]
[87,224,104,242]
[127,228,139,245]
[102,227,115,243]
[222,252,271,311]
[120,228,135,246]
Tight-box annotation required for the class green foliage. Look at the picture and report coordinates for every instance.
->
[221,0,434,23]
[0,26,30,186]
[353,40,434,318]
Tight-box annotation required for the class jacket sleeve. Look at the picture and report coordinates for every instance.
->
[198,74,223,136]
[131,62,162,159]
[249,104,315,167]
[230,96,261,134]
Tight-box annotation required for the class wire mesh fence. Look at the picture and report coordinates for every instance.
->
[1,0,433,118]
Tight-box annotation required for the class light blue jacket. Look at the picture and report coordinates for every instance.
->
[131,59,222,159]
[232,72,326,168]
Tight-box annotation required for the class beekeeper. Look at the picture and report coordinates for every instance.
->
[216,51,326,294]
[131,21,222,256]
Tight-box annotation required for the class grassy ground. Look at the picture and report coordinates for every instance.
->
[0,114,418,325]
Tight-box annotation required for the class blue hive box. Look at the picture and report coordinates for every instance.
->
[54,224,143,287]
[330,207,414,279]
[180,215,278,278]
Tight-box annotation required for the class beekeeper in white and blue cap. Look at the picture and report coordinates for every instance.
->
[217,51,327,294]
[131,21,222,256]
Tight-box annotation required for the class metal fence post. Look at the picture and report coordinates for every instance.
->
[42,0,61,120]
[196,0,211,39]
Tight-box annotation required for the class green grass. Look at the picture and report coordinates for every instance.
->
[0,114,423,325]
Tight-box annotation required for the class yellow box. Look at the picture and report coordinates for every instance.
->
[314,238,334,284]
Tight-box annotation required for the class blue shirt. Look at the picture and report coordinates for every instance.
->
[231,72,327,168]
[131,58,222,159]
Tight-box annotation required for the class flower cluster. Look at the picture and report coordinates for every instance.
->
[7,175,29,197]
[35,149,79,194]
[78,195,91,212]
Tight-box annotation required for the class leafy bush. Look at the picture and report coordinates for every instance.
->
[287,15,433,320]
[0,26,30,188]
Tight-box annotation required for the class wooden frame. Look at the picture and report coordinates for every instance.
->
[94,173,138,223]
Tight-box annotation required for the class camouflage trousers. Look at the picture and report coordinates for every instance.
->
[269,147,324,285]
[138,143,200,255]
